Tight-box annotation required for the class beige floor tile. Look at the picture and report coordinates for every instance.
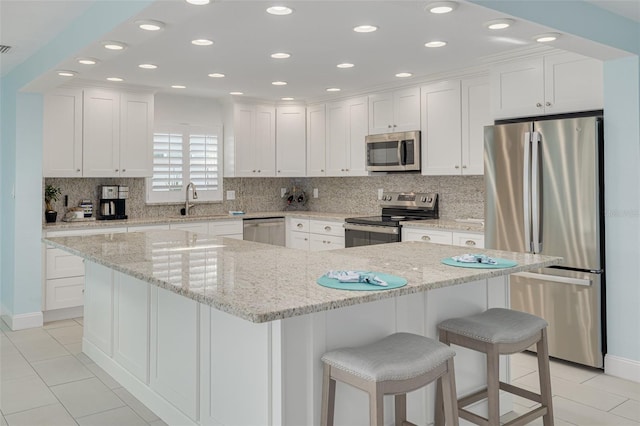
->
[510,352,539,370]
[46,326,83,345]
[1,414,6,426]
[64,342,83,356]
[8,333,69,362]
[502,401,576,426]
[3,328,49,344]
[553,396,640,425]
[511,361,535,381]
[0,320,11,333]
[583,374,640,401]
[0,352,37,382]
[73,351,94,366]
[0,376,57,415]
[148,419,168,426]
[113,387,159,423]
[50,377,125,418]
[43,320,78,330]
[611,399,640,422]
[548,359,601,384]
[76,406,146,426]
[73,318,83,326]
[31,355,93,386]
[85,364,120,390]
[3,403,77,426]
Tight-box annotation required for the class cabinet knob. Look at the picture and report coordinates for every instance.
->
[277,170,281,173]
[393,124,397,128]
[324,226,331,231]
[545,102,552,107]
[122,169,126,172]
[321,169,325,172]
[421,235,431,241]
[388,125,392,128]
[455,165,460,169]
[252,170,256,173]
[536,102,543,108]
[304,238,308,241]
[76,169,81,172]
[462,165,467,169]
[341,168,345,171]
[465,240,476,246]
[258,170,261,173]
[115,169,119,172]
[345,168,349,172]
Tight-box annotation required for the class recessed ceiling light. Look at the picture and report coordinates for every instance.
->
[139,63,158,69]
[57,70,77,77]
[337,63,355,68]
[136,20,165,31]
[395,72,412,78]
[186,0,210,5]
[425,40,447,48]
[77,58,98,65]
[326,87,341,92]
[426,1,458,14]
[271,52,291,59]
[191,39,214,46]
[272,81,287,86]
[485,18,514,30]
[281,97,295,101]
[107,77,124,82]
[535,32,560,43]
[171,85,186,89]
[230,91,244,95]
[102,41,127,51]
[208,73,225,78]
[353,25,378,33]
[266,6,293,15]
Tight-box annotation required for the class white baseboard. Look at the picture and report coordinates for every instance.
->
[43,306,84,323]
[1,311,44,331]
[605,354,640,383]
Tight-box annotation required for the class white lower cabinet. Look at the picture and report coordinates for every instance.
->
[288,231,310,250]
[170,221,209,234]
[150,286,199,421]
[402,227,485,248]
[83,262,114,356]
[208,219,243,239]
[113,272,150,383]
[309,234,344,251]
[286,218,344,251]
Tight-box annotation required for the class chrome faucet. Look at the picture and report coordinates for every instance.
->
[185,182,198,216]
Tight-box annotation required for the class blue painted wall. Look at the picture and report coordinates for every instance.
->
[0,0,153,319]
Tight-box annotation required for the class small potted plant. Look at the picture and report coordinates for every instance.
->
[44,184,61,223]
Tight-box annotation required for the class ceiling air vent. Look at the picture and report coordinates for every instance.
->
[0,45,12,54]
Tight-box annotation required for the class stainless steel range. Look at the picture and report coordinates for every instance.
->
[344,192,439,248]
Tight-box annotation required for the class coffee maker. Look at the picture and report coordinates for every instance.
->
[99,185,128,220]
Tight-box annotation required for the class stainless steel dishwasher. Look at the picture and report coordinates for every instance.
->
[243,217,285,246]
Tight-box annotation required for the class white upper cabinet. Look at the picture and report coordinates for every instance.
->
[306,104,326,177]
[45,88,153,178]
[491,52,603,119]
[233,103,276,177]
[421,76,489,176]
[43,89,83,177]
[276,105,306,177]
[368,87,420,134]
[325,96,368,176]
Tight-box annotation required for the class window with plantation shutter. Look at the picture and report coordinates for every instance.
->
[147,125,223,203]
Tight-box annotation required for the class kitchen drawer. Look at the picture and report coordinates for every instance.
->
[287,217,310,233]
[402,228,453,244]
[209,220,243,236]
[452,231,485,249]
[309,220,344,237]
[46,248,85,279]
[45,276,84,310]
[309,234,344,251]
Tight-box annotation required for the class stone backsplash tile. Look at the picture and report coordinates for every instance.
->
[44,174,484,223]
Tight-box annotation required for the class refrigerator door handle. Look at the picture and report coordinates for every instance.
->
[531,131,542,253]
[513,271,592,287]
[523,132,532,252]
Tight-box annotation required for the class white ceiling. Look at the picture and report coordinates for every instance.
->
[1,0,637,102]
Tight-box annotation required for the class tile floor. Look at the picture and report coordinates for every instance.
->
[1,318,639,425]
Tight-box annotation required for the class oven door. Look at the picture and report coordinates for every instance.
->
[344,223,401,248]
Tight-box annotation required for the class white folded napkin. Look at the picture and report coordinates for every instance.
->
[452,254,498,265]
[325,270,388,287]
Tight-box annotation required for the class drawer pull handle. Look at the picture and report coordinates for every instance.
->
[465,240,476,246]
[536,102,543,108]
[297,223,303,228]
[324,226,331,231]
[421,235,431,241]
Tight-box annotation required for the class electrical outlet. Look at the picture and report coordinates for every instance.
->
[226,190,236,200]
[313,188,319,198]
[377,188,384,200]
[281,188,287,197]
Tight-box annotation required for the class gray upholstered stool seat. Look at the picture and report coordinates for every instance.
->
[321,332,459,426]
[436,308,554,426]
[438,308,548,345]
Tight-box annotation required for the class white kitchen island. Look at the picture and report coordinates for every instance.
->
[43,230,561,426]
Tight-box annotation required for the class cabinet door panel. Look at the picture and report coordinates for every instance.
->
[84,262,113,355]
[544,52,603,114]
[255,106,276,176]
[45,276,84,310]
[234,106,255,177]
[368,92,394,134]
[46,248,85,279]
[452,232,485,249]
[393,87,420,132]
[462,77,490,175]
[83,89,120,177]
[346,97,368,176]
[276,106,306,177]
[490,58,544,119]
[309,234,344,251]
[120,93,153,177]
[43,90,83,177]
[402,228,452,244]
[325,102,348,175]
[306,104,326,176]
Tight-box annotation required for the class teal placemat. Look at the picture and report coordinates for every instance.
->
[441,257,517,269]
[317,272,407,291]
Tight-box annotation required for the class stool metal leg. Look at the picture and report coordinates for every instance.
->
[486,345,500,426]
[537,329,554,426]
[321,364,336,426]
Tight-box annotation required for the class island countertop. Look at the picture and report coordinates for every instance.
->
[43,230,561,323]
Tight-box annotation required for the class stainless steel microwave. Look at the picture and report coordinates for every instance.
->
[365,131,421,172]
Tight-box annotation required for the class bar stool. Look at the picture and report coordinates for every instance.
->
[436,308,553,426]
[321,332,459,426]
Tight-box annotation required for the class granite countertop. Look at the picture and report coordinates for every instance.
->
[43,211,358,231]
[43,230,560,323]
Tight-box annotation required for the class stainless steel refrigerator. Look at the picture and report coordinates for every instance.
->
[484,115,605,368]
